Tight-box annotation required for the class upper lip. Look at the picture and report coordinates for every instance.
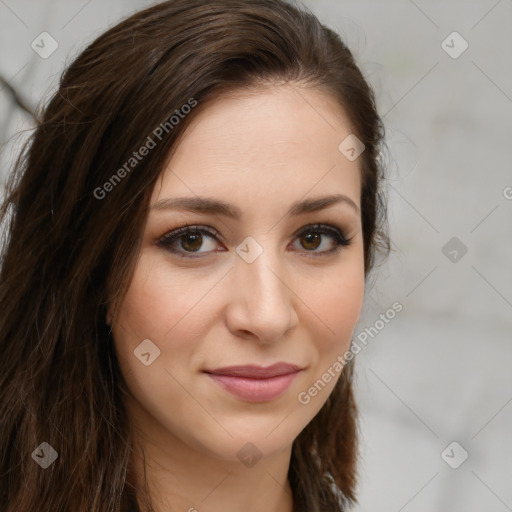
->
[205,363,302,379]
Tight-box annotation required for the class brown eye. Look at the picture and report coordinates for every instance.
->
[292,224,350,255]
[157,225,223,258]
[300,232,322,251]
[157,223,351,259]
[179,232,203,252]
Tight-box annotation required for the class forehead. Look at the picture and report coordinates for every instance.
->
[152,84,361,213]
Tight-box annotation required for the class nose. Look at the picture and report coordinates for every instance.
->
[224,242,299,344]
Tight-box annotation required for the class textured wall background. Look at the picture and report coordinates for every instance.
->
[1,1,511,510]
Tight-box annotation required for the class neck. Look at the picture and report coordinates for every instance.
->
[126,412,295,512]
[131,438,295,512]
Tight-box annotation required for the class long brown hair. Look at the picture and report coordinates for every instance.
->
[0,1,389,510]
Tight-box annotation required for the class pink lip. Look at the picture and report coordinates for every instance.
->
[204,363,302,402]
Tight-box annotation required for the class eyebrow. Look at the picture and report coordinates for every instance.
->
[151,193,360,219]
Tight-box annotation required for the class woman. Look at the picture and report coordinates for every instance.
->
[0,0,389,510]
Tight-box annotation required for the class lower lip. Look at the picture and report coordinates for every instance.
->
[206,372,299,402]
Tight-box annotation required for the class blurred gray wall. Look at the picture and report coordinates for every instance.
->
[1,1,511,510]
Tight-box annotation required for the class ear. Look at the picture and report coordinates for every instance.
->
[105,305,113,326]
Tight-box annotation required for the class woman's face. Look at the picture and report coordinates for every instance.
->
[110,84,365,464]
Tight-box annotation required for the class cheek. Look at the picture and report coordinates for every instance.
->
[110,256,215,428]
[111,255,210,379]
[306,253,365,355]
[116,254,207,337]
[296,257,364,409]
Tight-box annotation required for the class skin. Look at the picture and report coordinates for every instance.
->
[108,83,365,512]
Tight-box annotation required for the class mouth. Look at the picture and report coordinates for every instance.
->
[204,363,303,403]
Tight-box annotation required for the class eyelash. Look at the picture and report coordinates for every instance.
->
[157,223,351,259]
